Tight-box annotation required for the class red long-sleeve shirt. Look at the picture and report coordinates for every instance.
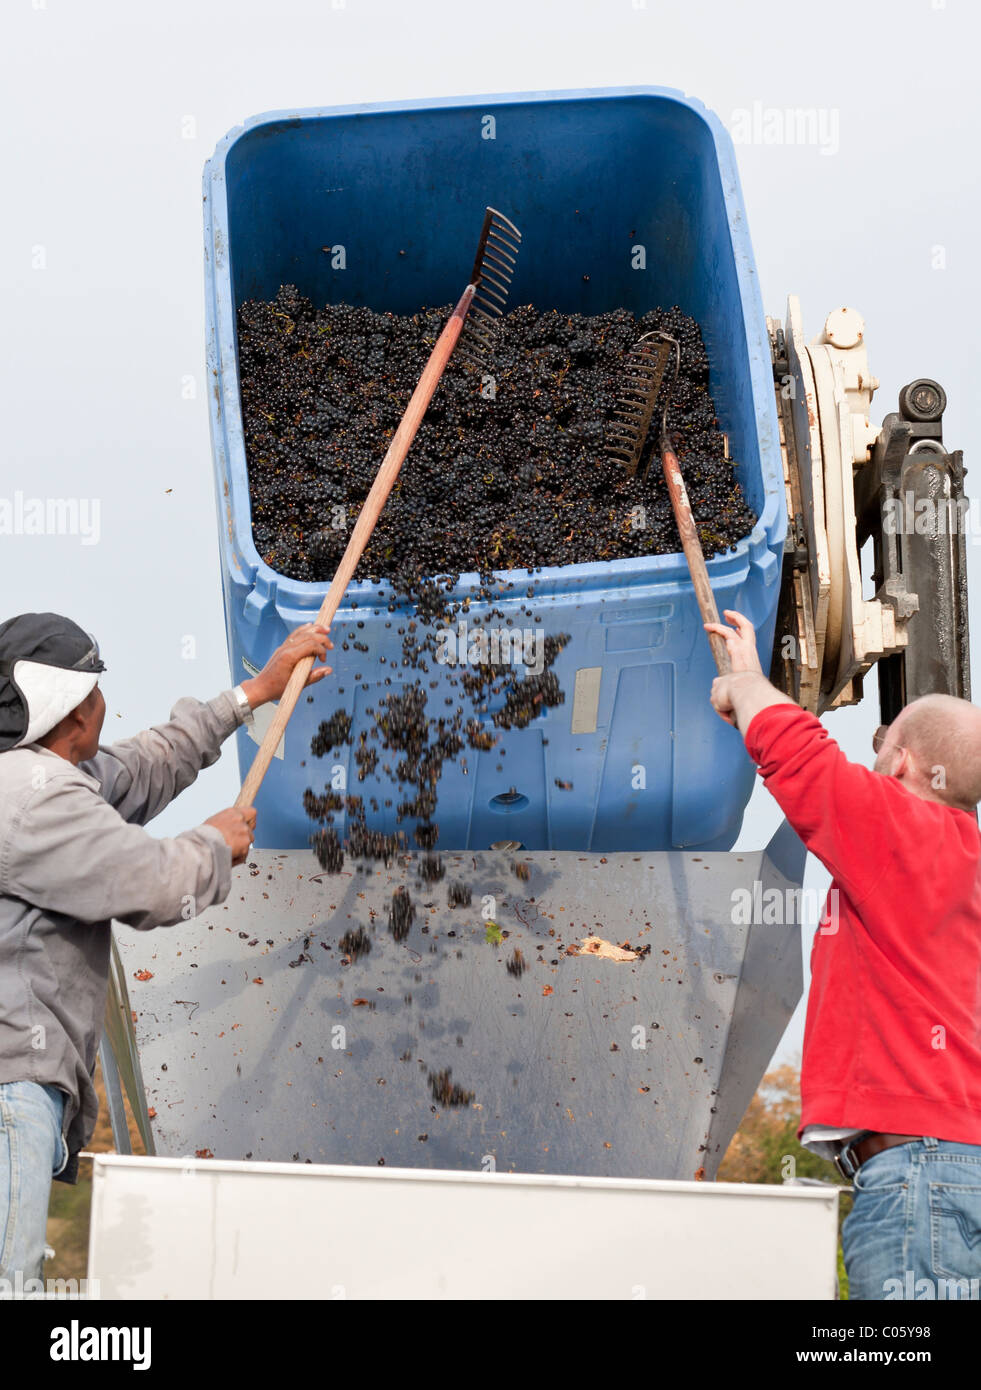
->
[745,702,981,1143]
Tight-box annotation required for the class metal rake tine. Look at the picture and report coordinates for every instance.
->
[489,237,521,261]
[479,248,516,277]
[462,316,497,346]
[481,247,517,278]
[474,283,508,313]
[477,267,510,293]
[482,248,518,280]
[470,305,503,326]
[456,328,496,366]
[487,213,521,242]
[476,270,514,302]
[484,207,521,242]
[649,331,681,451]
[469,207,521,285]
[457,206,522,370]
[637,332,681,481]
[604,333,674,479]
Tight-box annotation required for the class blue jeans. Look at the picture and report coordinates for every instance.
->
[0,1081,69,1285]
[842,1136,981,1300]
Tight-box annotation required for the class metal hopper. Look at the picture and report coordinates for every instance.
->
[103,822,804,1182]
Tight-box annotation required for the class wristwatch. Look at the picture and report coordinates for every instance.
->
[232,684,255,726]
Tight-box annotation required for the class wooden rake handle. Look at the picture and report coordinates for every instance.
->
[661,445,732,677]
[235,284,476,808]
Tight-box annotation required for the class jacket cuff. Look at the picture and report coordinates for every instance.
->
[208,689,246,736]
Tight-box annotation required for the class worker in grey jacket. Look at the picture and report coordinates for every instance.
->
[0,611,331,1287]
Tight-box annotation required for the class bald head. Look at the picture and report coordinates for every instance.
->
[876,694,981,812]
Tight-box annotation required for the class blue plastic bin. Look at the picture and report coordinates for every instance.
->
[203,87,785,852]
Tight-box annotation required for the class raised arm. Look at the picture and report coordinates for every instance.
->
[84,692,244,822]
[84,691,242,825]
[705,610,895,906]
[83,623,333,826]
[742,700,901,906]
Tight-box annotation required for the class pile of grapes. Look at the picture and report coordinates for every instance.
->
[237,286,755,589]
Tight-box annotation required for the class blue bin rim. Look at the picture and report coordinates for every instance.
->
[204,85,785,617]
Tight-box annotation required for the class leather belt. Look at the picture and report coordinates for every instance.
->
[835,1131,921,1181]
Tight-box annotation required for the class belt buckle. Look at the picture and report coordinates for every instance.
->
[834,1141,860,1181]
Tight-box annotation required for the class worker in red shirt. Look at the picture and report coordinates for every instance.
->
[706,609,981,1302]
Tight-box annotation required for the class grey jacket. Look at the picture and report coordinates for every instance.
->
[0,690,246,1181]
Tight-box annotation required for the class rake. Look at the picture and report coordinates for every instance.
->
[606,331,732,676]
[236,208,522,808]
